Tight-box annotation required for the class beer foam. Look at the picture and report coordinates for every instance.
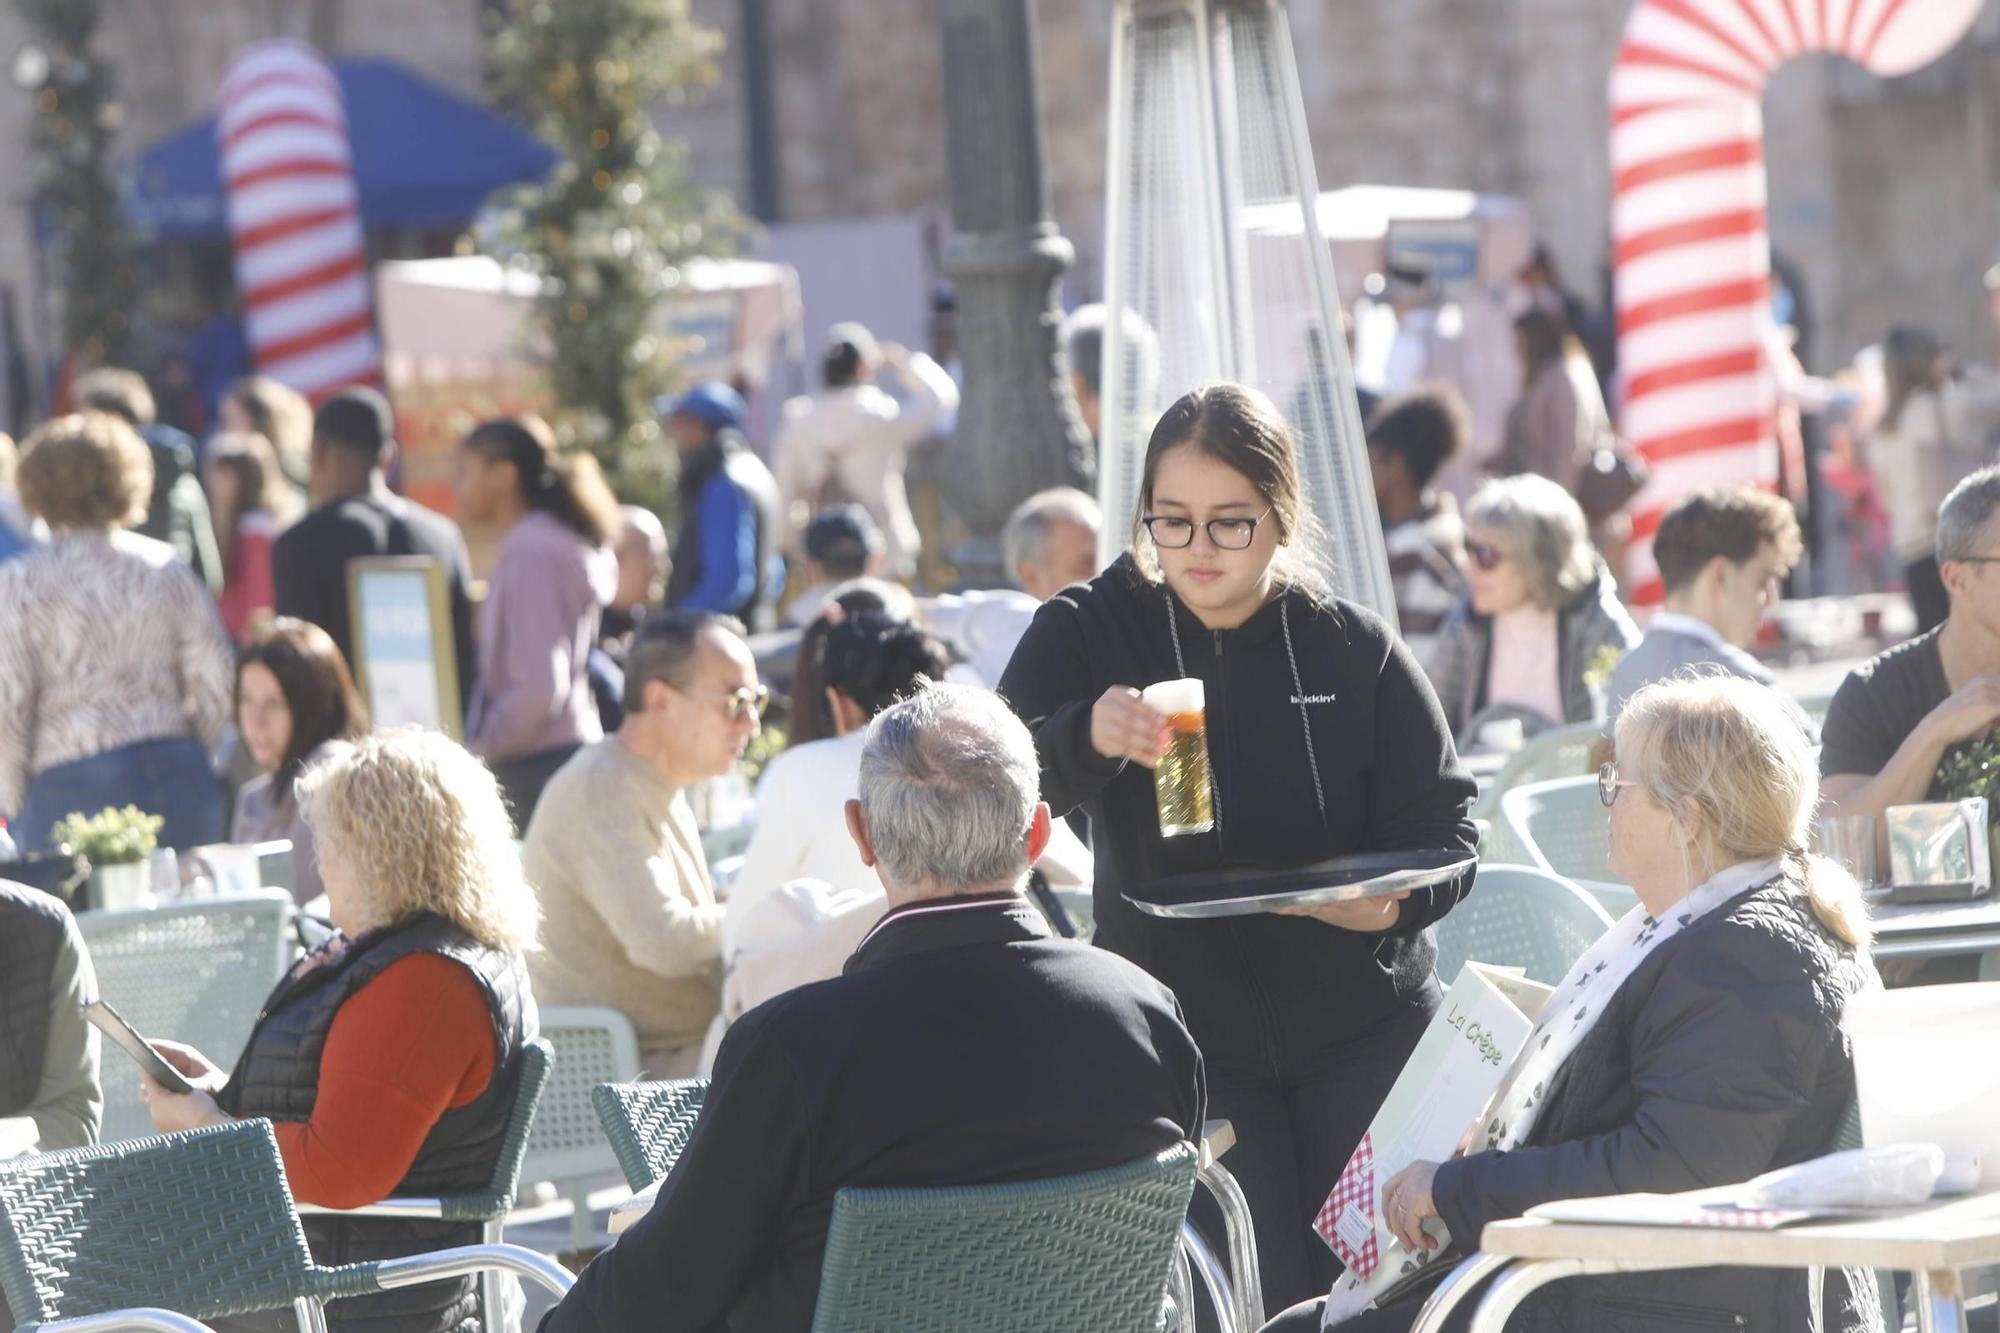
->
[1142,677,1204,715]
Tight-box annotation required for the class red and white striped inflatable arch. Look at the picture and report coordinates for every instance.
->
[1610,0,1980,602]
[217,39,380,403]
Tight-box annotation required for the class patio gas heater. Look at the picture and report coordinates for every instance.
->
[1098,0,1395,624]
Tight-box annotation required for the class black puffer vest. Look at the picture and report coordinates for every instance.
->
[0,881,68,1115]
[218,913,534,1333]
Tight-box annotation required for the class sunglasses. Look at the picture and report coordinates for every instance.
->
[679,684,771,722]
[1597,762,1638,808]
[1466,539,1507,572]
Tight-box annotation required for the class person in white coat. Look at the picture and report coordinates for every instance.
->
[773,322,959,579]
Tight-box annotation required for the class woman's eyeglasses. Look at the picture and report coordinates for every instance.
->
[1597,762,1637,808]
[1466,539,1507,572]
[1142,506,1274,551]
[681,684,771,722]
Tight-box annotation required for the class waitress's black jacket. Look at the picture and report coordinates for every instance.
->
[999,556,1478,1072]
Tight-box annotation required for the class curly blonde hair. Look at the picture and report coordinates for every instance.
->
[296,728,538,952]
[17,413,154,530]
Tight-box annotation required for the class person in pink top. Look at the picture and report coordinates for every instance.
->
[452,414,620,826]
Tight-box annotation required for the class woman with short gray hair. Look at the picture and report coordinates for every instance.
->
[1429,474,1638,743]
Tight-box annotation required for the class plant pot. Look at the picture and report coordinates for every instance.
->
[89,861,153,913]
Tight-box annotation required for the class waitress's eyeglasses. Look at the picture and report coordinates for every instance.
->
[1142,506,1274,551]
[1466,539,1507,571]
[1598,762,1638,808]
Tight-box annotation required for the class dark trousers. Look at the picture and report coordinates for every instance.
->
[1196,1002,1433,1316]
[1906,555,1949,637]
[1261,1279,1481,1333]
[489,743,582,833]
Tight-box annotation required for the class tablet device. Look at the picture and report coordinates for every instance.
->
[81,998,196,1095]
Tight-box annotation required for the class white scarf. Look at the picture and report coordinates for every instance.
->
[1476,857,1784,1152]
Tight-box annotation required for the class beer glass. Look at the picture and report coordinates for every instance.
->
[1143,678,1214,837]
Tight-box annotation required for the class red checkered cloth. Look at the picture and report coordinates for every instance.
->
[1313,1129,1380,1279]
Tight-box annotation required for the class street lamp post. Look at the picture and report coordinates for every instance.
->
[935,0,1095,587]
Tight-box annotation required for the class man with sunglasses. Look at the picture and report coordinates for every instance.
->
[1821,467,2000,838]
[524,610,768,1076]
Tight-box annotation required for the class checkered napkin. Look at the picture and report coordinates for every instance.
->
[1313,1129,1380,1280]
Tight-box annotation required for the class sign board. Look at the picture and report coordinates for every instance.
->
[346,556,463,739]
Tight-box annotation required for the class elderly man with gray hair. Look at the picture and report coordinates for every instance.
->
[544,682,1204,1333]
[927,486,1102,686]
[1822,464,2000,827]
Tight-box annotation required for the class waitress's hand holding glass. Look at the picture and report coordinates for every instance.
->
[1087,679,1216,837]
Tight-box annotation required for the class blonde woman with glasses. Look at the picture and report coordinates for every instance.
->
[1269,675,1879,1333]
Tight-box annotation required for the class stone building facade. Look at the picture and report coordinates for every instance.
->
[0,0,1994,411]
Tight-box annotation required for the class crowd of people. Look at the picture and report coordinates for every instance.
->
[0,270,1992,1333]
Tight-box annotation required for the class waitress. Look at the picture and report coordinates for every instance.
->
[999,383,1477,1310]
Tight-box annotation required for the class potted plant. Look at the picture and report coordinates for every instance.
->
[51,806,164,911]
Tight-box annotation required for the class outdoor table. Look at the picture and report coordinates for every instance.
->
[1869,895,2000,965]
[1409,1187,2000,1333]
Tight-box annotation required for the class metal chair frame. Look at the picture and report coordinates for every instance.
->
[295,1038,552,1327]
[0,1121,571,1333]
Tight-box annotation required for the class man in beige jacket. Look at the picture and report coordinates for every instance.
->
[523,610,765,1076]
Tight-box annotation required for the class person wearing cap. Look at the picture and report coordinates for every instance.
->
[785,504,884,628]
[773,322,960,579]
[662,381,783,633]
[272,387,479,712]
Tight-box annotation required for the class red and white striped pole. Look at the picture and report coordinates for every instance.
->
[218,39,380,403]
[1609,0,1979,603]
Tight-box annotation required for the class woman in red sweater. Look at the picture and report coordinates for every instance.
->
[142,728,540,1333]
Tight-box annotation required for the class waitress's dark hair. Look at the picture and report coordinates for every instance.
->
[463,414,620,546]
[236,617,369,797]
[823,613,949,720]
[1133,382,1326,593]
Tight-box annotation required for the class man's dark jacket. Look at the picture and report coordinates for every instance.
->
[1431,875,1880,1333]
[271,486,479,710]
[544,893,1206,1333]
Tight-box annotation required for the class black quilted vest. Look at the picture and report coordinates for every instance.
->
[0,881,68,1115]
[217,913,534,1333]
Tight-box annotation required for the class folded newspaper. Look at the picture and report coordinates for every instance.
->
[1316,962,1554,1324]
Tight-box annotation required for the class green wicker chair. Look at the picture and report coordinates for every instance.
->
[78,893,295,1144]
[0,1119,571,1333]
[523,1007,643,1248]
[808,1142,1199,1333]
[1468,721,1601,819]
[590,1079,709,1191]
[1433,865,1615,987]
[1498,776,1615,886]
[295,1038,552,1327]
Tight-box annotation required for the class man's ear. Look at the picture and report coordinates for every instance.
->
[644,678,674,716]
[1023,802,1053,867]
[844,799,878,867]
[1703,553,1735,596]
